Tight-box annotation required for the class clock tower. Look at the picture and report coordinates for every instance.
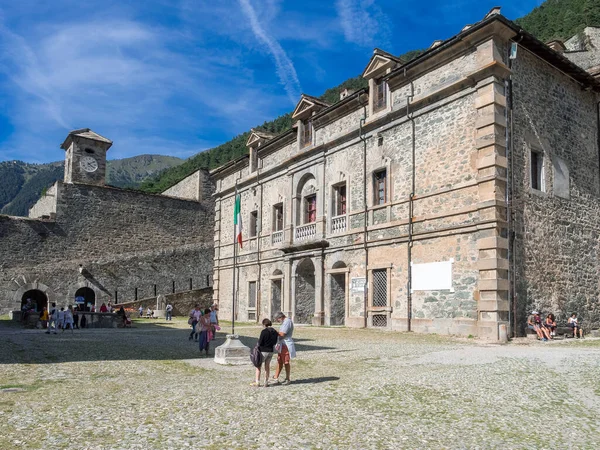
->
[60,128,112,186]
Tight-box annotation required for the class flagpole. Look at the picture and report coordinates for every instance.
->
[232,184,238,336]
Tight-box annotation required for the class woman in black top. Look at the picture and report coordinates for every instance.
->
[252,318,279,387]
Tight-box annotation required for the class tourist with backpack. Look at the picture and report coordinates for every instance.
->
[251,318,279,387]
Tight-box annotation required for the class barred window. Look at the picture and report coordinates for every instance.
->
[249,210,258,237]
[372,269,387,307]
[305,195,317,224]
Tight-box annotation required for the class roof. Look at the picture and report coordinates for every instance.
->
[60,128,113,150]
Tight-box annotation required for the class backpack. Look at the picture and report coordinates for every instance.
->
[250,343,263,368]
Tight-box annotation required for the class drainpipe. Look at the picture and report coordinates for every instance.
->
[507,37,522,337]
[506,53,514,337]
[359,98,369,327]
[596,101,600,195]
[406,69,416,332]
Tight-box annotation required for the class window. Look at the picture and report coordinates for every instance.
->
[305,194,317,223]
[301,120,313,148]
[373,169,387,205]
[373,78,387,112]
[531,151,544,191]
[333,184,347,216]
[249,210,258,237]
[273,204,284,231]
[248,281,257,321]
[372,269,388,307]
[248,281,257,308]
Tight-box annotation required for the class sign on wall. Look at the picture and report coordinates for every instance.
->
[351,277,366,293]
[411,259,454,292]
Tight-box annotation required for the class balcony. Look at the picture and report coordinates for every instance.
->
[331,215,347,234]
[295,222,316,241]
[272,230,284,244]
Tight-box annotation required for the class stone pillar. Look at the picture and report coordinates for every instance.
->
[312,256,325,326]
[474,38,511,340]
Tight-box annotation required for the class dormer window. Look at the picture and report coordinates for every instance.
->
[373,78,387,113]
[301,120,313,148]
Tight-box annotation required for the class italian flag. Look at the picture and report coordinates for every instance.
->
[234,194,243,248]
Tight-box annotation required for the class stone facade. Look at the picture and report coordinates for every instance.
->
[210,12,600,339]
[0,130,214,314]
[162,170,214,202]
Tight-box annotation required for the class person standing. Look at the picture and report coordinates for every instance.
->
[57,307,66,331]
[40,307,49,330]
[138,305,144,318]
[63,306,75,333]
[198,308,212,356]
[209,304,219,332]
[189,304,202,341]
[273,312,295,385]
[46,303,58,334]
[73,305,80,329]
[252,318,279,387]
[165,303,173,321]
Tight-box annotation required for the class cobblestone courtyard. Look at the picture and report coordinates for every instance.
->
[1,319,599,449]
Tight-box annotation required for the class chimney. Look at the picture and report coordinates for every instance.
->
[547,40,566,54]
[340,88,355,101]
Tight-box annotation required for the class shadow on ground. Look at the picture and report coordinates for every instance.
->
[0,319,336,365]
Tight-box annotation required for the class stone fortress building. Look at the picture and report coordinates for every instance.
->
[210,9,600,339]
[0,129,214,314]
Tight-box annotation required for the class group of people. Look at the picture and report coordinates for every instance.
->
[252,312,295,387]
[527,311,584,340]
[42,303,76,334]
[188,304,220,356]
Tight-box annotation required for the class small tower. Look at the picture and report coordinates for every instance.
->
[60,129,112,186]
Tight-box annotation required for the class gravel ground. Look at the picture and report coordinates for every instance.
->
[0,318,599,449]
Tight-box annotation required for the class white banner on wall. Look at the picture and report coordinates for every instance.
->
[411,259,454,292]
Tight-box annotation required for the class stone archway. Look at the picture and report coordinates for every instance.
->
[75,287,96,311]
[295,258,315,324]
[21,290,48,312]
[330,261,347,326]
[12,280,55,312]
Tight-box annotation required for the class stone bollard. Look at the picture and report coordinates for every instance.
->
[499,324,508,343]
[214,334,251,365]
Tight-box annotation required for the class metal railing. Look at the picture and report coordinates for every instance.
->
[295,222,317,241]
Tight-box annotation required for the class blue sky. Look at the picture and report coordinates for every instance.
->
[0,0,543,164]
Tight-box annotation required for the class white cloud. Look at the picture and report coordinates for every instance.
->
[335,0,391,48]
[237,0,302,104]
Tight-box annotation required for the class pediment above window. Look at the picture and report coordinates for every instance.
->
[292,94,330,120]
[362,49,403,79]
[246,128,277,148]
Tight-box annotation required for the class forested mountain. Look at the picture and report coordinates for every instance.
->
[0,155,182,217]
[141,0,597,194]
[516,0,600,42]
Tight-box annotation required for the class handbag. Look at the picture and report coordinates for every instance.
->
[187,317,193,325]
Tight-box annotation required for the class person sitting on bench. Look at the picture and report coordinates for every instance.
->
[527,311,550,341]
[568,313,584,338]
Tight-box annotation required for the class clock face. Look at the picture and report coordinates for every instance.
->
[80,156,99,173]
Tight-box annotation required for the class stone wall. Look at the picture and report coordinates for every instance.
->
[115,287,214,317]
[564,27,600,70]
[0,182,214,314]
[512,47,600,332]
[29,183,59,219]
[161,169,214,203]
